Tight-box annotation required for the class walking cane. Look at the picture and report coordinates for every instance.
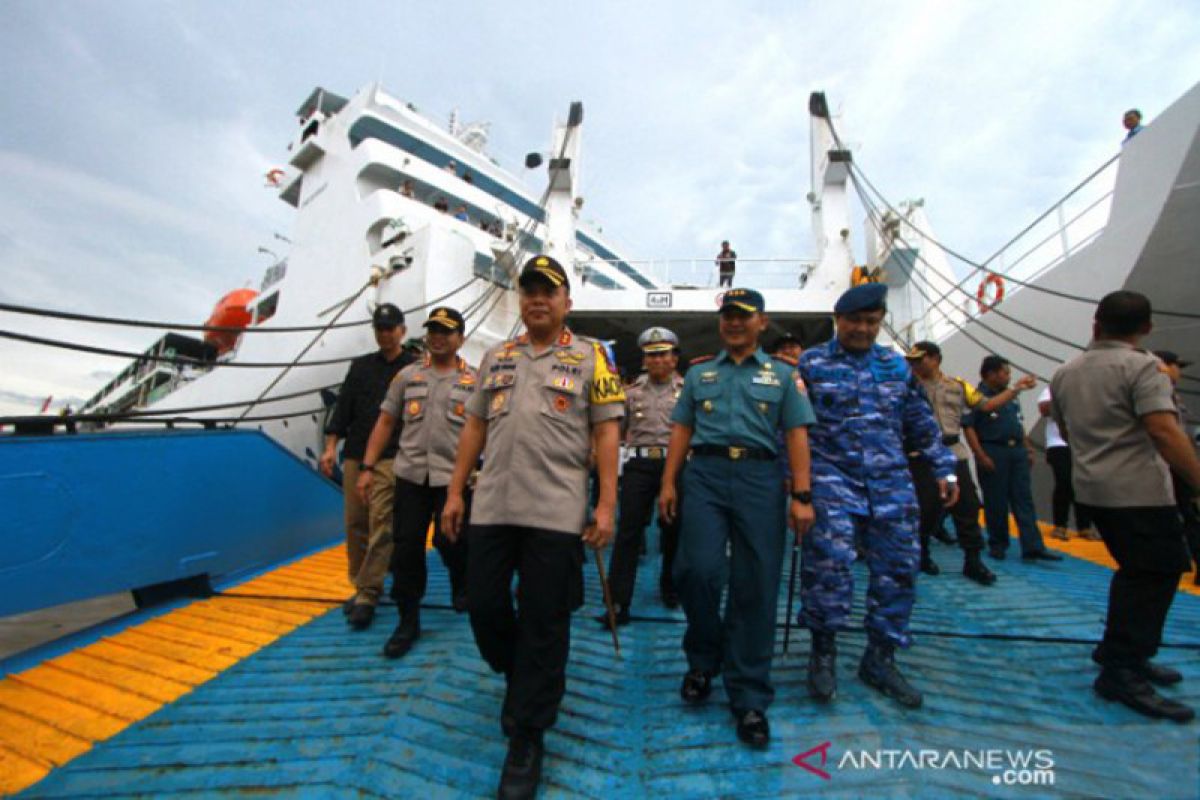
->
[782,543,799,655]
[590,535,622,657]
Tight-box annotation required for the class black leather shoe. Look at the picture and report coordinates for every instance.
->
[498,730,544,800]
[963,552,997,585]
[342,597,355,616]
[348,603,376,630]
[595,607,630,630]
[1095,668,1194,722]
[680,669,713,704]
[988,548,1007,561]
[920,555,941,576]
[859,642,923,709]
[1092,649,1184,686]
[734,709,770,748]
[382,602,420,658]
[808,632,837,702]
[1021,550,1063,562]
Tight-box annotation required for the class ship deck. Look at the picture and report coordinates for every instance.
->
[4,526,1200,799]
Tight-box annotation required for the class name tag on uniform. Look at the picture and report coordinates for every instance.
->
[752,373,781,386]
[700,371,719,384]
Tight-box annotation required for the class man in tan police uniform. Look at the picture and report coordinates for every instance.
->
[1052,291,1200,723]
[442,255,624,800]
[904,341,996,585]
[602,326,685,627]
[358,306,476,660]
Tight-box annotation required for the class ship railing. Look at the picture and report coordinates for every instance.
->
[575,257,819,291]
[924,153,1119,332]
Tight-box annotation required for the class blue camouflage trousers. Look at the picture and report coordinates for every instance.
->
[799,502,920,648]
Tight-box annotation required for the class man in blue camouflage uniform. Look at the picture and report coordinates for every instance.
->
[797,283,958,708]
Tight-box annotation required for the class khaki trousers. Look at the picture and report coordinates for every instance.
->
[342,459,396,605]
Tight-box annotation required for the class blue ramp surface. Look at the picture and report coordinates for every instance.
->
[20,535,1200,799]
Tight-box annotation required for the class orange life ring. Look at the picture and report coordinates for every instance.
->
[265,168,286,187]
[976,273,1004,313]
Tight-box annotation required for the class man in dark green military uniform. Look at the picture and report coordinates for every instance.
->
[658,288,816,749]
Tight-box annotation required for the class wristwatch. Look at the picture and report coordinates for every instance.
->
[791,490,813,504]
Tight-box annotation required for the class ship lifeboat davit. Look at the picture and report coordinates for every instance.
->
[203,289,259,354]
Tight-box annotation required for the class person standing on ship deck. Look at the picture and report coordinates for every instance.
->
[902,341,996,585]
[1052,291,1200,723]
[442,255,624,800]
[320,303,415,630]
[716,240,737,288]
[966,355,1061,562]
[600,326,685,629]
[357,306,476,659]
[659,287,816,749]
[1038,385,1100,542]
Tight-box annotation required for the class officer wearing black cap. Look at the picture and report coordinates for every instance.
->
[358,306,476,659]
[601,326,685,628]
[1154,350,1200,579]
[904,340,996,585]
[320,303,415,629]
[659,287,816,748]
[769,332,803,362]
[967,355,1060,561]
[442,254,624,799]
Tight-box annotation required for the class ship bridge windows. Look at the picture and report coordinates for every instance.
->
[252,292,279,325]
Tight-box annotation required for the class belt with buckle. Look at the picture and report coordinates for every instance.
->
[631,446,668,460]
[942,434,960,446]
[690,444,776,461]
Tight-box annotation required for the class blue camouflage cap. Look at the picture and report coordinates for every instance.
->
[719,288,765,314]
[834,282,888,314]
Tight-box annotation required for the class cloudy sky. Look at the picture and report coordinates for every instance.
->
[1,0,1198,414]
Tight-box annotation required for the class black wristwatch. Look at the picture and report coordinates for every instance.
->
[791,490,813,504]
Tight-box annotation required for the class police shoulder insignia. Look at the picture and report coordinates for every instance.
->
[589,341,625,405]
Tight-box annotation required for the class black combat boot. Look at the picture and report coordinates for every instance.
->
[498,727,544,800]
[382,598,421,659]
[807,631,837,701]
[962,549,997,585]
[859,641,923,709]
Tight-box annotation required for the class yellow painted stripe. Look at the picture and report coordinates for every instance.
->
[1037,521,1200,596]
[0,543,351,796]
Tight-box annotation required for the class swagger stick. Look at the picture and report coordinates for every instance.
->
[592,542,622,656]
[782,543,800,654]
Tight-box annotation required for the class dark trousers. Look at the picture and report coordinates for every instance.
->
[1046,446,1091,530]
[675,456,785,712]
[1081,505,1190,667]
[391,478,468,603]
[467,524,583,731]
[719,271,734,287]
[1172,472,1200,569]
[977,443,1047,556]
[607,458,680,610]
[909,457,985,553]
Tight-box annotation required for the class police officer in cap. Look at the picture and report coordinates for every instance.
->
[659,287,816,748]
[358,306,477,659]
[797,283,957,709]
[903,341,997,585]
[601,326,685,628]
[442,255,624,799]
